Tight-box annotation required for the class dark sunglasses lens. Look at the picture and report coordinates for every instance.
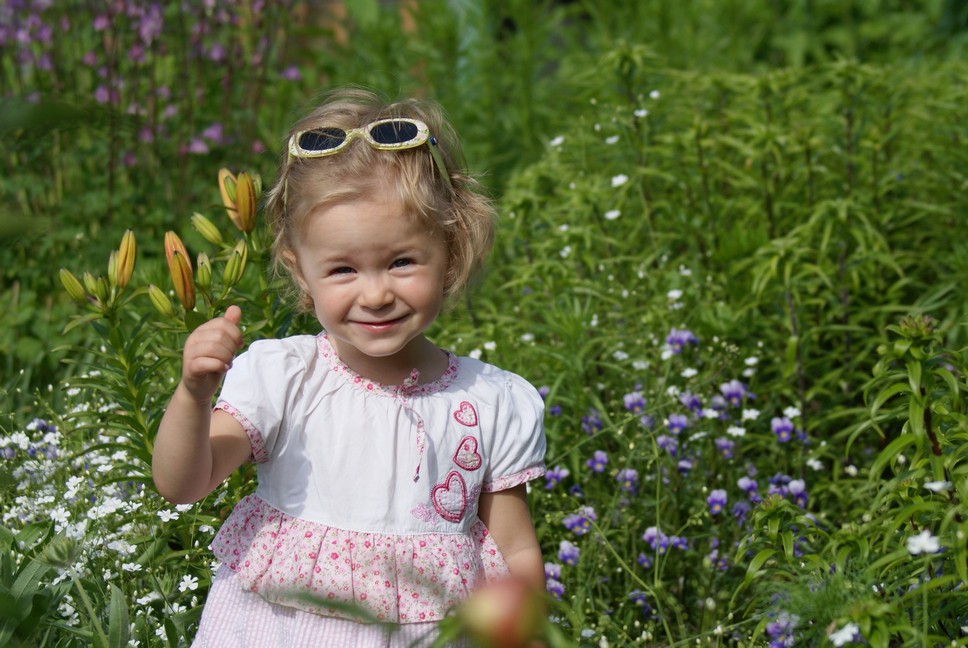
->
[299,128,346,152]
[370,121,418,145]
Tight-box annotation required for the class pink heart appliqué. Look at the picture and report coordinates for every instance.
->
[431,471,467,523]
[453,436,482,471]
[453,401,478,427]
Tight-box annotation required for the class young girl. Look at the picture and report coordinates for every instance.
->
[152,87,546,647]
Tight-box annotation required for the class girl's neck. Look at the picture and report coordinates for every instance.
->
[329,335,449,386]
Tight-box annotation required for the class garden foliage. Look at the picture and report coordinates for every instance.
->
[2,1,968,646]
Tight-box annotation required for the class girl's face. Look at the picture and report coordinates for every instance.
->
[288,188,449,379]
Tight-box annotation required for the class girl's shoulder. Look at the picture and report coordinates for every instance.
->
[452,355,543,405]
[239,335,320,369]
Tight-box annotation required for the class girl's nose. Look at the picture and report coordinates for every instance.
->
[358,275,393,309]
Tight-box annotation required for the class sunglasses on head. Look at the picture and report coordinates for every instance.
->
[288,117,452,190]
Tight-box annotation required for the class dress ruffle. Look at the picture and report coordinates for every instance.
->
[211,494,510,624]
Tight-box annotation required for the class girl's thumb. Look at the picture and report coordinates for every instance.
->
[224,304,242,325]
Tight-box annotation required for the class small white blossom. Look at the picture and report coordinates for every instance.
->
[560,245,572,258]
[157,509,180,522]
[604,209,621,220]
[549,135,564,147]
[702,408,720,419]
[924,480,952,493]
[613,350,629,361]
[634,108,649,118]
[632,360,650,371]
[678,265,692,276]
[783,406,801,418]
[605,135,619,145]
[726,426,746,438]
[468,349,482,360]
[906,530,941,555]
[667,289,683,301]
[829,622,860,646]
[844,465,858,477]
[649,90,660,99]
[520,333,535,343]
[483,341,497,351]
[680,368,698,378]
[741,408,760,421]
[806,458,824,471]
[122,562,143,572]
[611,174,629,188]
[744,357,759,366]
[178,575,199,592]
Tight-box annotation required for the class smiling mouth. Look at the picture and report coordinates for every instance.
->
[354,316,407,330]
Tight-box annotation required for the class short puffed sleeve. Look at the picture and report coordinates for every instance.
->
[214,338,311,463]
[481,371,546,492]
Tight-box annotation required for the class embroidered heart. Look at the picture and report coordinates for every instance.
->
[453,436,482,471]
[431,470,467,523]
[453,401,478,427]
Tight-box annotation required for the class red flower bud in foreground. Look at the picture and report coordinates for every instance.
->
[458,577,544,648]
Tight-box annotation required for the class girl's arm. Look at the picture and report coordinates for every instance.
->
[478,485,544,591]
[152,306,252,504]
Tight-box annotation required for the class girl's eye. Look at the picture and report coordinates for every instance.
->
[332,266,354,275]
[391,258,413,269]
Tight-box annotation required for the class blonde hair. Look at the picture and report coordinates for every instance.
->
[262,87,495,311]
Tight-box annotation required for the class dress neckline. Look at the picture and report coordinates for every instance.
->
[316,334,460,397]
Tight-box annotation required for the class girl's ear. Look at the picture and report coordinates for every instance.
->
[282,250,310,293]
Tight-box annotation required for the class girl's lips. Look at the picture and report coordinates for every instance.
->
[354,315,407,330]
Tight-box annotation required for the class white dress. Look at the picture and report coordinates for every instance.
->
[191,334,546,647]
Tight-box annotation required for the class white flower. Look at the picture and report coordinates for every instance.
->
[520,333,535,343]
[667,289,683,301]
[741,408,760,421]
[649,90,660,99]
[605,135,619,145]
[549,135,564,147]
[604,209,621,220]
[680,368,698,378]
[632,360,650,371]
[666,385,681,397]
[829,622,860,646]
[906,530,941,555]
[611,174,629,187]
[702,408,720,419]
[178,575,199,592]
[924,480,952,493]
[844,465,858,477]
[122,562,143,572]
[483,341,497,351]
[806,458,823,471]
[468,349,482,360]
[726,426,746,437]
[634,108,649,118]
[783,406,801,418]
[678,265,692,276]
[560,245,572,258]
[660,348,674,361]
[157,509,179,522]
[612,350,629,361]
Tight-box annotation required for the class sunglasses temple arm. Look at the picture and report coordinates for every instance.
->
[427,137,453,190]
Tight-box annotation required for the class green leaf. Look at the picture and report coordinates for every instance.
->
[869,433,918,480]
[107,583,129,648]
[742,548,775,586]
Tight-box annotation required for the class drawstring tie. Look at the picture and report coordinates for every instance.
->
[400,369,426,482]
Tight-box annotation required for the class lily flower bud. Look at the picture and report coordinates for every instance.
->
[196,252,212,291]
[59,269,87,304]
[218,168,237,208]
[107,250,119,288]
[116,229,136,289]
[147,284,177,318]
[82,271,100,297]
[232,172,257,233]
[222,239,248,288]
[165,231,195,310]
[191,212,223,247]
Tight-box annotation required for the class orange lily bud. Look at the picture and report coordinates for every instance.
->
[222,239,248,288]
[107,250,119,287]
[59,269,87,304]
[458,578,544,648]
[232,172,257,233]
[116,229,136,289]
[164,231,195,310]
[218,168,237,209]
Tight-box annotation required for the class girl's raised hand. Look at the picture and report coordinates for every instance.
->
[180,305,244,404]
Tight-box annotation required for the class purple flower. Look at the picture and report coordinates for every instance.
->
[186,137,209,154]
[281,65,302,81]
[139,3,164,46]
[677,458,693,474]
[707,489,727,515]
[643,526,670,555]
[581,408,603,435]
[628,590,653,617]
[665,327,699,353]
[544,562,561,580]
[538,386,551,399]
[636,553,653,569]
[766,612,798,647]
[558,540,580,565]
[587,450,608,473]
[563,506,596,536]
[545,465,570,490]
[656,434,678,456]
[666,413,689,435]
[616,468,638,493]
[545,578,565,599]
[669,536,689,551]
[679,390,702,413]
[202,122,224,143]
[788,479,808,508]
[548,405,562,416]
[771,416,794,443]
[732,500,751,524]
[623,391,646,413]
[719,380,747,407]
[714,437,734,459]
